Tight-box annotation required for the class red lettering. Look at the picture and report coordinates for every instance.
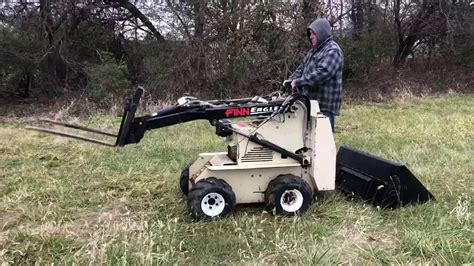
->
[225,108,250,117]
[225,109,234,117]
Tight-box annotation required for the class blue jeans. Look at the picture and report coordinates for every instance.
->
[321,111,335,133]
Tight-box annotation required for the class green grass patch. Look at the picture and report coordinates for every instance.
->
[0,95,472,264]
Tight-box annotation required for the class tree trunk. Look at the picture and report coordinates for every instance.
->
[367,0,376,34]
[350,0,364,40]
[17,69,32,98]
[394,35,418,65]
[39,0,67,91]
[340,0,343,36]
[191,0,206,91]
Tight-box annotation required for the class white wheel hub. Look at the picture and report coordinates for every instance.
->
[280,189,304,212]
[201,192,225,217]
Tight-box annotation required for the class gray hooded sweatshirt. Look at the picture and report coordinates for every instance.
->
[290,18,344,115]
[308,18,332,48]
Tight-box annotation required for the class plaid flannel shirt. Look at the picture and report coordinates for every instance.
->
[290,39,344,115]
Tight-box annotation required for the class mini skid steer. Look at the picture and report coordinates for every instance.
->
[28,87,434,220]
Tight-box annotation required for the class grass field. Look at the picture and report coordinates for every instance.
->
[0,95,473,264]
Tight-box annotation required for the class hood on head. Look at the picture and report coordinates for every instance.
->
[307,18,332,47]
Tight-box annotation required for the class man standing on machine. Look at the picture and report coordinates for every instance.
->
[284,18,344,132]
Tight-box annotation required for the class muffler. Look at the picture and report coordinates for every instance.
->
[336,146,435,208]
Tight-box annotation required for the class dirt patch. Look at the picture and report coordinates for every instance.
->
[0,201,142,244]
[0,212,22,249]
[0,202,153,263]
[32,201,137,238]
[331,224,399,263]
[0,212,21,232]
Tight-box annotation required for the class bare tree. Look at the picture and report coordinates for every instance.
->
[393,0,448,66]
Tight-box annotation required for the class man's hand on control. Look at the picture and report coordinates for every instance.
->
[291,80,297,93]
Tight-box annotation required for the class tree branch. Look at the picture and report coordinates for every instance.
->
[329,1,367,26]
[165,0,192,40]
[112,0,165,42]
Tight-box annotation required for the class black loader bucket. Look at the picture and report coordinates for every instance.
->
[336,146,435,208]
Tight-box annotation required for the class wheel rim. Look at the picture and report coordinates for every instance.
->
[280,189,304,212]
[201,192,226,217]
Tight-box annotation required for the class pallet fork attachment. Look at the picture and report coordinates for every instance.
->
[26,87,144,147]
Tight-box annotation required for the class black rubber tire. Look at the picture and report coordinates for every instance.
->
[180,165,190,195]
[188,178,236,221]
[264,174,313,216]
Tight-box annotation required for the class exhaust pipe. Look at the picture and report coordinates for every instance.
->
[336,146,435,208]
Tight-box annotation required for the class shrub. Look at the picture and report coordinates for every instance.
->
[85,52,130,104]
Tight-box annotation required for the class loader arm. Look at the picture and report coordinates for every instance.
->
[124,102,282,145]
[119,89,311,146]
